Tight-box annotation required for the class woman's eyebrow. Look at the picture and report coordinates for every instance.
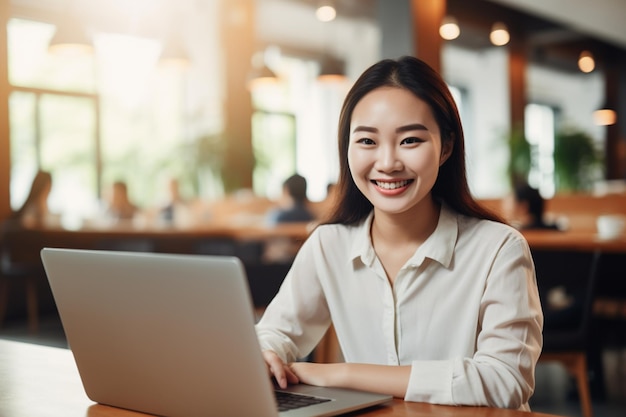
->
[352,125,378,134]
[352,123,428,134]
[396,123,428,133]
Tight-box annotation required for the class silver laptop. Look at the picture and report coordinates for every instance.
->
[40,247,391,417]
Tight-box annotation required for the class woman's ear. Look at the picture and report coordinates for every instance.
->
[439,139,453,167]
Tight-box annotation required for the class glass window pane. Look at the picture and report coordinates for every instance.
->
[252,111,296,198]
[8,18,96,93]
[39,94,98,222]
[8,14,224,216]
[9,92,38,210]
[96,33,188,209]
[525,103,556,197]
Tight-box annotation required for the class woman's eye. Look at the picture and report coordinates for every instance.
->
[401,136,424,145]
[356,138,375,145]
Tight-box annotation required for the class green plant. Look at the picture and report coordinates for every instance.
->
[506,126,531,187]
[505,126,602,193]
[553,128,601,192]
[161,133,226,197]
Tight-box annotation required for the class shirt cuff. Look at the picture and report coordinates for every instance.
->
[405,359,454,404]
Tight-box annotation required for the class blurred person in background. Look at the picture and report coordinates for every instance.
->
[266,174,315,226]
[158,177,196,228]
[503,182,559,230]
[104,180,138,222]
[5,170,54,229]
[264,174,316,263]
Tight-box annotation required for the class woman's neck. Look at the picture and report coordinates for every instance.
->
[369,197,441,284]
[371,197,440,246]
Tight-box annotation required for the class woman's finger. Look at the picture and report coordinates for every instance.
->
[262,350,288,388]
[284,363,300,385]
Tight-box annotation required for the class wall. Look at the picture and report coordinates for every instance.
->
[443,46,511,198]
[527,65,605,142]
[0,0,10,221]
[443,45,607,198]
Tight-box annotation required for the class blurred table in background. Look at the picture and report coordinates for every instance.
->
[0,219,312,327]
[522,229,626,252]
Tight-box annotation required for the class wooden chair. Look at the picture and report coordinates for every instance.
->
[532,248,601,417]
[0,230,45,334]
[313,324,343,364]
[590,251,626,400]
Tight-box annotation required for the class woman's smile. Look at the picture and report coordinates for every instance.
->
[371,179,414,195]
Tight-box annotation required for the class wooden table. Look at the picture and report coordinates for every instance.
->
[3,221,312,253]
[33,222,626,254]
[522,229,626,253]
[6,220,626,257]
[0,339,564,417]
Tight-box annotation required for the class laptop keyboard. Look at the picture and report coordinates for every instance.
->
[275,390,332,412]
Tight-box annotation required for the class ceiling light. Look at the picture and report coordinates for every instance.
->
[439,16,460,41]
[247,51,279,91]
[247,64,279,90]
[48,19,93,57]
[318,56,346,83]
[489,22,510,46]
[593,108,617,126]
[159,34,191,69]
[316,1,337,22]
[578,50,595,73]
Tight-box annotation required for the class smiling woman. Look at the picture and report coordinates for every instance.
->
[255,56,543,410]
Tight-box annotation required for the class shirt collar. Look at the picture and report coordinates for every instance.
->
[349,203,458,269]
[408,202,457,269]
[349,211,376,266]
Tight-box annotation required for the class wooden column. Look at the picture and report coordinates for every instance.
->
[0,0,11,221]
[410,0,445,74]
[508,36,527,132]
[219,0,255,192]
[604,61,622,179]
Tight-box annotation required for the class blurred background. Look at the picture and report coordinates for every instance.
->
[1,0,624,225]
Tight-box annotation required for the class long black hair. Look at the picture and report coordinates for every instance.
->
[323,55,502,225]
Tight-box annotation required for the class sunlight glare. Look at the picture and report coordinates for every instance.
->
[95,33,161,109]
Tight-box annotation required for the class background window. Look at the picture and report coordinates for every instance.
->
[7,16,221,224]
[9,90,99,225]
[525,103,557,197]
[252,111,297,199]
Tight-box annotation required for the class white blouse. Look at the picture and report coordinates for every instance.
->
[255,203,543,410]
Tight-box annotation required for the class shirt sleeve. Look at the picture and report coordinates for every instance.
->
[405,236,544,409]
[255,230,332,362]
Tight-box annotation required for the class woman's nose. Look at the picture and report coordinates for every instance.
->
[375,146,402,172]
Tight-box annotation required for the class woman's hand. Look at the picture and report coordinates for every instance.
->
[288,362,343,387]
[291,362,411,399]
[262,350,299,389]
[265,355,409,399]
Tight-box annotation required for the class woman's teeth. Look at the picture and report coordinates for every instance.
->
[375,180,410,190]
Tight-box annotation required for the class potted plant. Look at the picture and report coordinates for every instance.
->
[505,126,602,193]
[553,128,602,192]
[506,126,531,187]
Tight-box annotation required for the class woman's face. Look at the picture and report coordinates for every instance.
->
[347,86,450,216]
